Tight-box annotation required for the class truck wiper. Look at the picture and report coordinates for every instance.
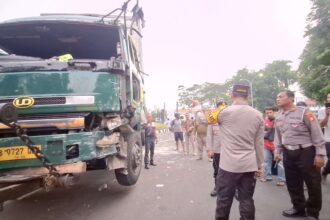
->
[68,58,125,73]
[0,58,125,73]
[0,61,68,73]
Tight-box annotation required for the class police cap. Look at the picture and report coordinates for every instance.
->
[232,84,250,97]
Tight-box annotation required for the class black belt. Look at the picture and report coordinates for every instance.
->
[283,144,311,150]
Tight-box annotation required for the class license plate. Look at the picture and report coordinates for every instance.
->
[0,145,41,161]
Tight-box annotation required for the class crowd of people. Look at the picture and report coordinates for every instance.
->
[144,86,329,220]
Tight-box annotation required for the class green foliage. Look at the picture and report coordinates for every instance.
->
[177,60,297,111]
[177,83,228,108]
[299,0,330,101]
[223,61,297,110]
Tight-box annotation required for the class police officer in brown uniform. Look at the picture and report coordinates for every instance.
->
[274,90,326,220]
[216,85,264,220]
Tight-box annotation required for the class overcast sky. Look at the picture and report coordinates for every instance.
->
[1,0,311,109]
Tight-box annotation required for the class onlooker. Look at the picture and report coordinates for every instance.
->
[171,113,184,151]
[274,90,326,220]
[318,92,330,182]
[207,101,225,197]
[183,112,195,155]
[215,84,264,220]
[260,107,286,186]
[191,100,208,160]
[296,101,307,107]
[165,117,172,130]
[144,113,158,169]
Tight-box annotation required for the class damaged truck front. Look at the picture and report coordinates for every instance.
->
[0,11,146,209]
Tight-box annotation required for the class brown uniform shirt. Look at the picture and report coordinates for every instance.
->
[274,106,326,156]
[194,111,208,137]
[206,124,221,154]
[183,118,195,135]
[218,103,264,173]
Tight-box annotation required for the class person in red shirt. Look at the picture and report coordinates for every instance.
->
[261,107,286,186]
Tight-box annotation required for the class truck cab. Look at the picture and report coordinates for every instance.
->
[0,8,146,209]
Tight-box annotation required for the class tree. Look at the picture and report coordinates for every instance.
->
[299,0,330,102]
[177,83,228,108]
[177,84,203,108]
[222,61,297,111]
[177,61,297,111]
[177,85,191,108]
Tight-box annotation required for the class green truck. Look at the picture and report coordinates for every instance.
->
[0,2,146,209]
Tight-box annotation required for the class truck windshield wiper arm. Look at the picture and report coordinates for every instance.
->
[0,61,68,73]
[0,58,125,73]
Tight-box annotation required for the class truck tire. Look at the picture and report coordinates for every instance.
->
[115,132,142,186]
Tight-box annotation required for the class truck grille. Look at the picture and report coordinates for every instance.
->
[17,113,89,120]
[0,113,88,133]
[0,97,66,105]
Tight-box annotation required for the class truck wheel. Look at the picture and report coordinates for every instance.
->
[115,132,142,186]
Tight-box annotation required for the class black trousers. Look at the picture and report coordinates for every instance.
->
[283,146,322,218]
[322,142,330,176]
[144,138,155,165]
[215,168,256,220]
[213,153,220,183]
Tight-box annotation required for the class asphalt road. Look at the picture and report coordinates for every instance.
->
[1,132,329,220]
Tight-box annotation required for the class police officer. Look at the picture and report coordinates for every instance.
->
[274,90,326,220]
[206,101,226,197]
[215,85,264,220]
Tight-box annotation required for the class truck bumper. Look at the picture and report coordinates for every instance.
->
[0,131,118,172]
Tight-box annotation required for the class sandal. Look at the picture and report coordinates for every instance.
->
[260,178,272,182]
[276,181,285,186]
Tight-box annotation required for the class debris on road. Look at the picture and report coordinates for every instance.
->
[98,183,108,191]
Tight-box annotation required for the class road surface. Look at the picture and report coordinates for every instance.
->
[1,132,329,220]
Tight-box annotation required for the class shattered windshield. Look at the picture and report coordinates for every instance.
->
[0,21,120,60]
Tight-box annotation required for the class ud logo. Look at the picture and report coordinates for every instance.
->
[13,97,35,108]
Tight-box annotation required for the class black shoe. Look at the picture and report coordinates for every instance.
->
[150,162,157,166]
[282,207,306,218]
[144,165,149,169]
[210,189,217,197]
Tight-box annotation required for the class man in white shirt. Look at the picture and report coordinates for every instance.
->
[318,92,330,181]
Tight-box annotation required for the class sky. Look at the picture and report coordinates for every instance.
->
[0,0,311,110]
